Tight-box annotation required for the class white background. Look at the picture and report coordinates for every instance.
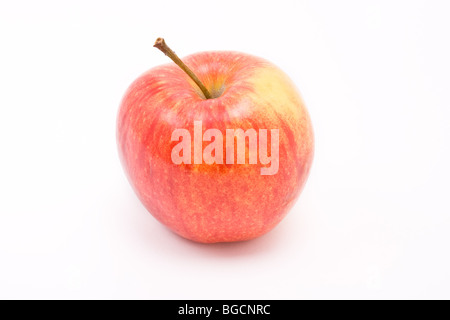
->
[0,0,449,299]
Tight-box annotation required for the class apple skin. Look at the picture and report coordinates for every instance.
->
[117,51,314,243]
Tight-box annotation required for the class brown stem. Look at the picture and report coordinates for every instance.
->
[153,38,212,99]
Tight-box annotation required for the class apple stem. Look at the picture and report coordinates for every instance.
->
[153,38,212,99]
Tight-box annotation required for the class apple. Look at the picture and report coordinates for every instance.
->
[117,38,314,243]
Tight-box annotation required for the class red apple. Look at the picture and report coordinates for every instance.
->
[117,39,314,243]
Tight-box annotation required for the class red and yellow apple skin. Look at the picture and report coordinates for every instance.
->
[117,51,314,243]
